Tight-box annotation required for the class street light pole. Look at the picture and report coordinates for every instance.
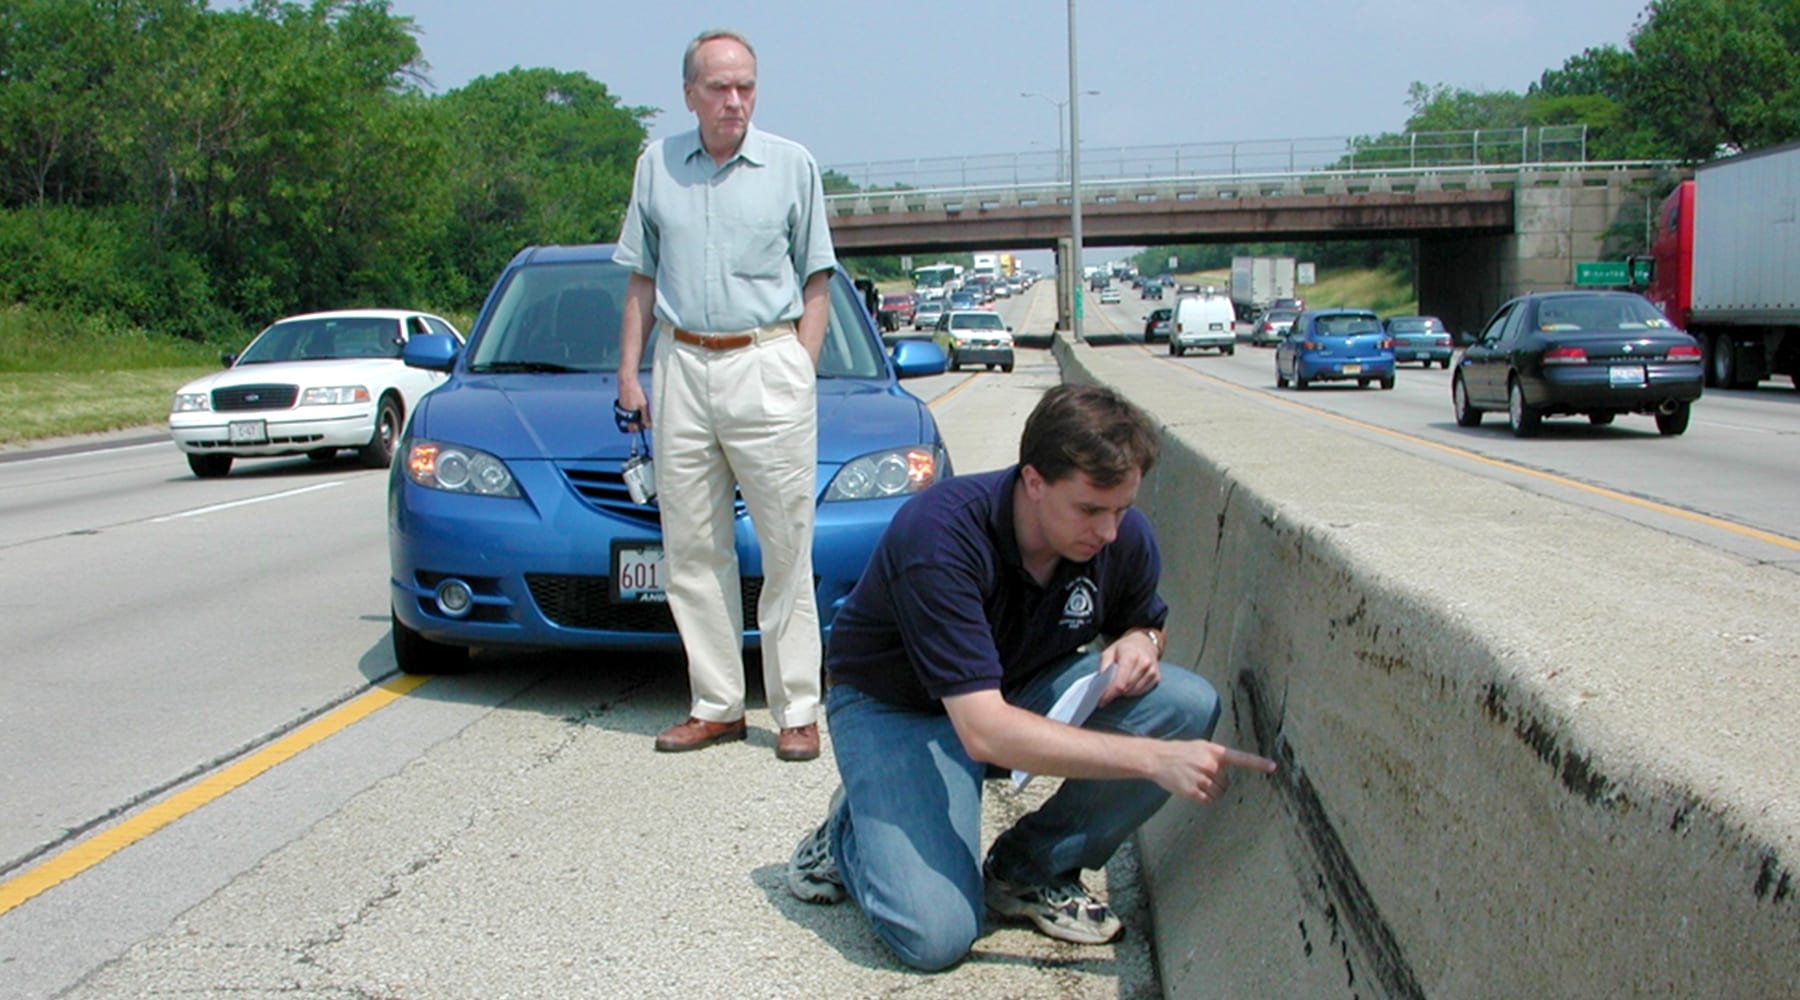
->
[1068,0,1086,344]
[1021,90,1099,189]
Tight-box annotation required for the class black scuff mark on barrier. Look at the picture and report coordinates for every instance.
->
[1755,854,1794,903]
[1240,668,1426,1000]
[1485,679,1796,908]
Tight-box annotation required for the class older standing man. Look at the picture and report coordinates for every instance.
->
[614,29,837,762]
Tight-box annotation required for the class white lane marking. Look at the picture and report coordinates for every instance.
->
[0,441,169,466]
[152,481,345,521]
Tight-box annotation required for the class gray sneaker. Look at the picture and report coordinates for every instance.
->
[984,865,1122,945]
[786,788,846,904]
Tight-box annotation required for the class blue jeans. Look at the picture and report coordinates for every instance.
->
[824,650,1220,971]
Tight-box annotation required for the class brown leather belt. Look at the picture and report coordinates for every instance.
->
[671,328,753,350]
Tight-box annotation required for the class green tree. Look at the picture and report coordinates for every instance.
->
[1625,0,1800,159]
[433,67,651,297]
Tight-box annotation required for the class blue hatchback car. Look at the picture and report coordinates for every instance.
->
[1275,308,1396,390]
[388,245,951,673]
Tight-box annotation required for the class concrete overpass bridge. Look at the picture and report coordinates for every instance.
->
[821,129,1683,334]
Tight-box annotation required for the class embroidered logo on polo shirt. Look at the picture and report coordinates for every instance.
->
[1060,577,1098,629]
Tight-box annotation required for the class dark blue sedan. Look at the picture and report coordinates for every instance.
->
[1275,308,1396,390]
[387,245,952,673]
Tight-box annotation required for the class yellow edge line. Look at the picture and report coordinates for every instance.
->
[1152,351,1800,554]
[0,674,431,917]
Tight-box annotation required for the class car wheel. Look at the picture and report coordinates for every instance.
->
[360,394,403,469]
[391,611,474,675]
[1001,361,1014,373]
[1440,359,1451,370]
[1452,374,1483,427]
[1655,401,1692,436]
[1358,378,1370,388]
[1588,412,1615,426]
[186,453,233,478]
[1380,375,1395,390]
[1172,345,1184,357]
[1224,346,1235,356]
[1507,377,1541,437]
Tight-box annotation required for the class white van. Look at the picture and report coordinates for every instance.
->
[1169,290,1237,356]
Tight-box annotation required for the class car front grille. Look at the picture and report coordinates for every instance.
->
[558,462,747,526]
[213,384,299,411]
[527,574,764,631]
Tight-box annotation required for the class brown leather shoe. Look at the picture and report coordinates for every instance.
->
[775,723,820,762]
[654,716,747,753]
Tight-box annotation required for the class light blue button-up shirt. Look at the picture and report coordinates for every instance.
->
[613,125,837,334]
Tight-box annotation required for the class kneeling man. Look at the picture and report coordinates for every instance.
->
[787,383,1275,971]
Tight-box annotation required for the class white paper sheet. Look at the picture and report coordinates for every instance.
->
[1011,661,1117,791]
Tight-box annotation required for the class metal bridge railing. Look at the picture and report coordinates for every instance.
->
[824,125,1629,195]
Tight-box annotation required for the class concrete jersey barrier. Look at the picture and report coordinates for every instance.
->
[1055,333,1800,998]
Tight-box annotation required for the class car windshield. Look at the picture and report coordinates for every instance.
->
[1316,315,1381,335]
[237,316,402,364]
[950,313,1005,331]
[466,258,885,379]
[1266,310,1298,323]
[1534,295,1673,332]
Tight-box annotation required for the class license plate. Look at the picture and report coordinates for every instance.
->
[612,542,667,603]
[228,420,268,444]
[1340,364,1362,375]
[1609,365,1646,387]
[1208,322,1225,331]
[1408,351,1428,360]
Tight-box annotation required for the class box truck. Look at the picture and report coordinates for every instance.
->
[1636,141,1800,390]
[1230,255,1297,321]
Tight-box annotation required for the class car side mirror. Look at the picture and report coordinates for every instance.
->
[403,332,460,372]
[1457,332,1477,347]
[220,352,238,368]
[891,338,949,378]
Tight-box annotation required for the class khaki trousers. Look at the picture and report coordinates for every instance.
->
[650,324,820,728]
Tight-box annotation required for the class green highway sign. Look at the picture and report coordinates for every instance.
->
[1574,260,1652,287]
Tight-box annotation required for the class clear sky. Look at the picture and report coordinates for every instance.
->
[389,0,1652,170]
[385,0,1652,269]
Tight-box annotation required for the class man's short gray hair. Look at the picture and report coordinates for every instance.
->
[683,29,756,84]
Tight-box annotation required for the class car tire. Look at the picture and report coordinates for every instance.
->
[1224,346,1235,356]
[1358,378,1370,388]
[1001,361,1014,373]
[1507,377,1541,437]
[391,611,474,675]
[1588,412,1615,426]
[187,453,233,478]
[1440,359,1451,370]
[360,394,403,469]
[1655,401,1692,436]
[1452,374,1483,427]
[1380,375,1395,390]
[1171,344,1184,357]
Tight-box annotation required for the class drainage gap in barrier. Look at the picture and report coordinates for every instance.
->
[1240,668,1427,1000]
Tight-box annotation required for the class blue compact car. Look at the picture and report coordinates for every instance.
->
[388,245,952,673]
[1275,308,1396,390]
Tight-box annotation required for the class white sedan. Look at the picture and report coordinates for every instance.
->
[169,309,463,478]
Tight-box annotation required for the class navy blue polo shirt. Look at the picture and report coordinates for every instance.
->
[826,466,1168,712]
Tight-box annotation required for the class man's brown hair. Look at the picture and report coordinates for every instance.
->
[1019,383,1159,488]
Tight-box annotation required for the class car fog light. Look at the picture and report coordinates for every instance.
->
[435,579,474,618]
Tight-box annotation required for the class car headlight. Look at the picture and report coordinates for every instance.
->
[824,446,946,501]
[301,385,373,405]
[405,440,520,497]
[171,392,210,413]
